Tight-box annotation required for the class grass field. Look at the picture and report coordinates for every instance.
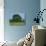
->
[9,22,25,26]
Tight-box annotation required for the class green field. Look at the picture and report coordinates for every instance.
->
[9,22,25,26]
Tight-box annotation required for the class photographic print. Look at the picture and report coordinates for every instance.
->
[9,12,26,26]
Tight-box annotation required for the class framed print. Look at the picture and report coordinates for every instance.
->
[9,12,26,26]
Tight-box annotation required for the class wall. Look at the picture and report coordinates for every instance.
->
[0,0,4,42]
[4,0,40,42]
